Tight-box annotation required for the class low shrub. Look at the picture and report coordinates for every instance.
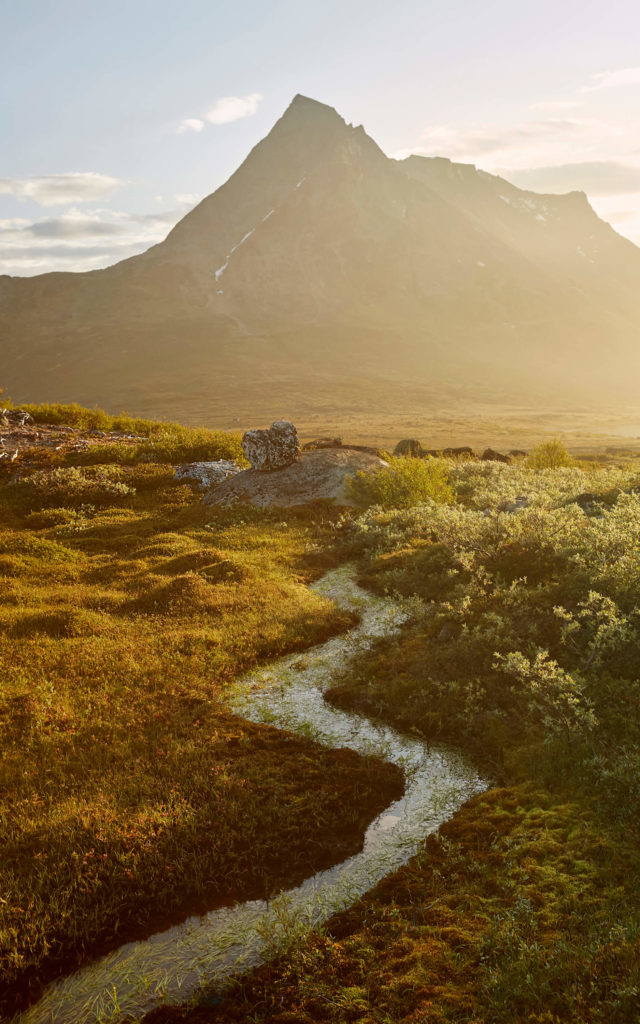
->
[11,466,135,510]
[526,438,574,469]
[346,455,454,509]
[78,430,245,467]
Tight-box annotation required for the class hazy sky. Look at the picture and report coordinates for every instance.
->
[3,0,640,275]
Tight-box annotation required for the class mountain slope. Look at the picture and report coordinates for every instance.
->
[2,94,639,422]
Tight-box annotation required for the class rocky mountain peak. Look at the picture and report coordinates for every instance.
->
[3,95,640,419]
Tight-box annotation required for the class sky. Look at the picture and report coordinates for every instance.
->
[3,0,640,276]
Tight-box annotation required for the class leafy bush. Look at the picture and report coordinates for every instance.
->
[11,466,135,509]
[346,455,454,509]
[337,462,640,816]
[526,438,574,469]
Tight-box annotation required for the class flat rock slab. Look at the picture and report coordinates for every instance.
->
[203,449,388,508]
[174,460,242,489]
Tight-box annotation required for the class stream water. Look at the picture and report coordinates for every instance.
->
[15,565,486,1024]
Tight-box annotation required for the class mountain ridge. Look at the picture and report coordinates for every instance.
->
[2,95,639,422]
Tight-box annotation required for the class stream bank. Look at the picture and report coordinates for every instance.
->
[14,566,485,1024]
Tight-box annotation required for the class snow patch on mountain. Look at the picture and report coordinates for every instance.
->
[214,229,255,281]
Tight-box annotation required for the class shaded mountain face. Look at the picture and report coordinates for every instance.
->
[2,93,640,422]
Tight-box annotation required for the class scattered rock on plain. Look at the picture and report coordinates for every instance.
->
[442,446,476,459]
[481,448,510,463]
[394,438,424,457]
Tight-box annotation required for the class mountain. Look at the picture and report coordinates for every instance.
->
[2,94,640,425]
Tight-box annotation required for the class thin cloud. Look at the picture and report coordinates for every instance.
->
[394,119,591,168]
[584,67,640,92]
[177,117,205,134]
[175,193,199,207]
[500,162,640,197]
[529,99,584,112]
[590,192,640,245]
[395,114,640,176]
[205,93,262,124]
[0,172,122,206]
[176,93,263,134]
[0,198,197,276]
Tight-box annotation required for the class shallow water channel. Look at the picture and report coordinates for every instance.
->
[16,565,486,1024]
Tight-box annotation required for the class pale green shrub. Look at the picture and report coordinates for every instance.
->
[346,456,453,510]
[14,466,135,509]
[526,439,574,469]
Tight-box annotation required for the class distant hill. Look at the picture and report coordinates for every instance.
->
[2,94,640,424]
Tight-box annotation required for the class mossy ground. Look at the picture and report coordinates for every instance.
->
[0,426,403,1016]
[149,786,639,1024]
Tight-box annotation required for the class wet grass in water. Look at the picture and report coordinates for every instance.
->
[147,787,640,1024]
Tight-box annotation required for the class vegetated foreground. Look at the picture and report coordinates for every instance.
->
[0,405,405,1016]
[148,447,640,1023]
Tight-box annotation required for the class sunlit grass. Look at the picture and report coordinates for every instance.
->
[0,447,400,1015]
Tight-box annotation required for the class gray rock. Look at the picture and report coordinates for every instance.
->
[242,420,299,471]
[481,447,510,463]
[422,447,476,459]
[204,448,388,508]
[499,494,529,513]
[174,460,242,489]
[437,623,454,642]
[394,438,424,457]
[303,437,343,450]
[442,446,475,459]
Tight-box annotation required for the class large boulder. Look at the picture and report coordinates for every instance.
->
[174,460,242,489]
[203,449,388,508]
[242,420,299,471]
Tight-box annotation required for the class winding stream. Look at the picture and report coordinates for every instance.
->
[15,566,486,1024]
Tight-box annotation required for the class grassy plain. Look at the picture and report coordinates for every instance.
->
[152,456,640,1023]
[0,415,403,1016]
[9,379,640,456]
